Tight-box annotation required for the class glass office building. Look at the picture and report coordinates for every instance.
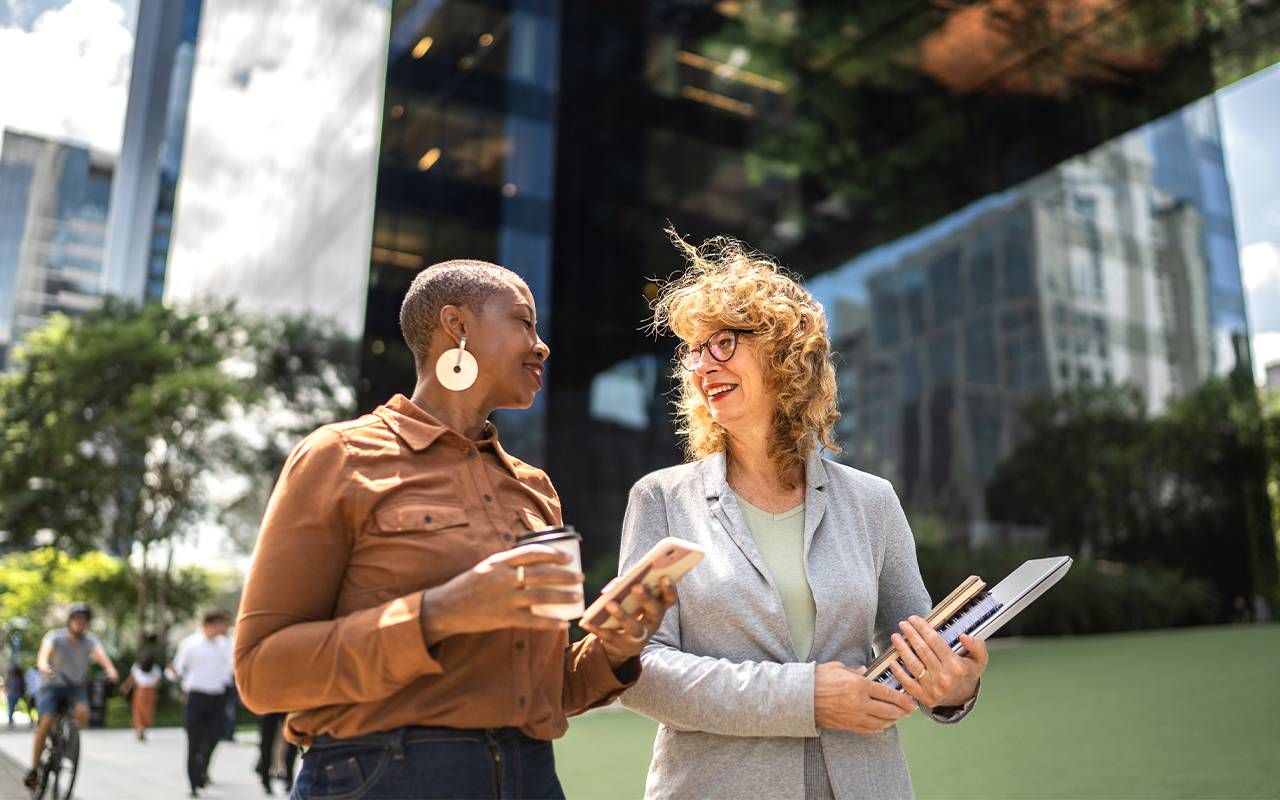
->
[165,0,389,337]
[103,0,205,304]
[0,131,113,369]
[362,0,1277,586]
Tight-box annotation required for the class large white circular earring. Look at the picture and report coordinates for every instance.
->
[435,335,478,391]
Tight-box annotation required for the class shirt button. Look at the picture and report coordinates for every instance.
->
[503,533,514,543]
[423,514,432,523]
[514,640,525,652]
[517,696,526,709]
[483,494,493,503]
[467,451,477,460]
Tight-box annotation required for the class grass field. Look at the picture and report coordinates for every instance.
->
[4,625,1273,797]
[554,624,1280,799]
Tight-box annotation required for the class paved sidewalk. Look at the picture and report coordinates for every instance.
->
[0,744,28,800]
[0,727,272,800]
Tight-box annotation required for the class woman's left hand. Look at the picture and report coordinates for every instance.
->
[888,615,988,708]
[580,577,678,668]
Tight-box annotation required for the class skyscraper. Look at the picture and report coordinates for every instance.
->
[102,0,204,303]
[163,0,388,337]
[808,98,1237,537]
[0,131,113,368]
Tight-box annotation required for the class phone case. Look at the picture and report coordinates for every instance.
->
[582,537,705,629]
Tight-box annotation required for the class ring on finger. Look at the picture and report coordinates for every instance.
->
[515,565,526,589]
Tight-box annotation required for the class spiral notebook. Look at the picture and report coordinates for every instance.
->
[867,556,1073,690]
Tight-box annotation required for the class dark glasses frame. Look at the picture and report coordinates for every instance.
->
[677,328,754,371]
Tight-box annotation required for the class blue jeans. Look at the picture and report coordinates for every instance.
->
[290,726,564,800]
[35,685,88,716]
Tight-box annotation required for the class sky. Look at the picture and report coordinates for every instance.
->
[1219,63,1280,385]
[0,0,135,154]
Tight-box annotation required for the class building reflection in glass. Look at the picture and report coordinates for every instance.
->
[808,97,1242,540]
[363,0,1278,573]
[366,0,560,464]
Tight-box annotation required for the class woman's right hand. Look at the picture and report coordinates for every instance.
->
[814,662,917,734]
[420,544,584,642]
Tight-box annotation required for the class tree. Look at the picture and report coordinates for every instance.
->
[986,375,1278,618]
[0,300,356,645]
[985,384,1159,557]
[0,548,216,655]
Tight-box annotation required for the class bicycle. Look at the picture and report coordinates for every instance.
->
[29,686,81,800]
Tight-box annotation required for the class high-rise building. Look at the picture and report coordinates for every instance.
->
[163,0,389,336]
[102,0,205,303]
[356,1,1274,555]
[160,1,1278,580]
[0,131,112,368]
[808,99,1235,536]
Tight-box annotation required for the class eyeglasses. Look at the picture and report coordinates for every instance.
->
[677,329,754,371]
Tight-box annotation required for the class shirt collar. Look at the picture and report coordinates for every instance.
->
[698,445,829,499]
[373,394,521,479]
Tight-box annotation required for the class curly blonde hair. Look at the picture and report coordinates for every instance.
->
[650,231,841,486]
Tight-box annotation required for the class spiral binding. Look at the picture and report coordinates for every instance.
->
[875,592,1003,691]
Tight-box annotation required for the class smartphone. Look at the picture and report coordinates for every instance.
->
[582,537,705,630]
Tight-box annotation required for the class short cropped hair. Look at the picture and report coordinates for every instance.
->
[202,609,231,626]
[650,230,840,485]
[400,259,526,365]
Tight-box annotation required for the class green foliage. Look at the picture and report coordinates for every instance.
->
[917,542,1220,636]
[0,548,215,654]
[0,300,355,644]
[985,376,1278,624]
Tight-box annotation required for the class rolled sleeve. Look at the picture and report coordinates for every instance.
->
[562,634,639,716]
[235,429,444,714]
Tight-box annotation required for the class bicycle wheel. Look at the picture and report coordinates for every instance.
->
[32,729,58,800]
[50,718,79,800]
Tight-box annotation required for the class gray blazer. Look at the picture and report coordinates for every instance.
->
[618,450,975,800]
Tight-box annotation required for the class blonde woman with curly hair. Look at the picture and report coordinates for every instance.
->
[618,234,989,800]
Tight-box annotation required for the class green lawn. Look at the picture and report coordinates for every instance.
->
[554,625,1280,799]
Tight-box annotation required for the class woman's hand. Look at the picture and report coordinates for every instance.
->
[420,544,585,642]
[814,662,917,734]
[887,616,988,708]
[580,577,678,669]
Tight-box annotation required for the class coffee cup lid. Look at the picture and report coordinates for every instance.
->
[515,525,580,546]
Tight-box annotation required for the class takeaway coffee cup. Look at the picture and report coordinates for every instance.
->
[515,526,584,620]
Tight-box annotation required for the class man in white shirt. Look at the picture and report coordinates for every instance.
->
[168,610,233,798]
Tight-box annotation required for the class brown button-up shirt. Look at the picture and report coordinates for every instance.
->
[234,394,635,746]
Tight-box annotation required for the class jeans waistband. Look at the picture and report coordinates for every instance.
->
[308,726,531,753]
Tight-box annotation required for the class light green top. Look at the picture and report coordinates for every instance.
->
[735,494,815,661]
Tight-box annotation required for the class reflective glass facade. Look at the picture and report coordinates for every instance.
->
[0,131,112,369]
[365,1,1279,597]
[165,0,388,337]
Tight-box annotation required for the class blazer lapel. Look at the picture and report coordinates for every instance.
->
[699,453,775,587]
[803,449,833,661]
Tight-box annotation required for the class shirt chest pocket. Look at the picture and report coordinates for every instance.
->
[514,507,548,535]
[351,501,479,595]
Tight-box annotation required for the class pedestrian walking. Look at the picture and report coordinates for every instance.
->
[5,660,25,728]
[168,610,234,798]
[254,712,297,796]
[119,642,163,741]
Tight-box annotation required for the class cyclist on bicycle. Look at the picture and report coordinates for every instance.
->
[23,603,118,789]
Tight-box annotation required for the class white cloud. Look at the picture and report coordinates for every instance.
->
[1251,332,1280,386]
[0,0,133,154]
[1242,241,1280,336]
